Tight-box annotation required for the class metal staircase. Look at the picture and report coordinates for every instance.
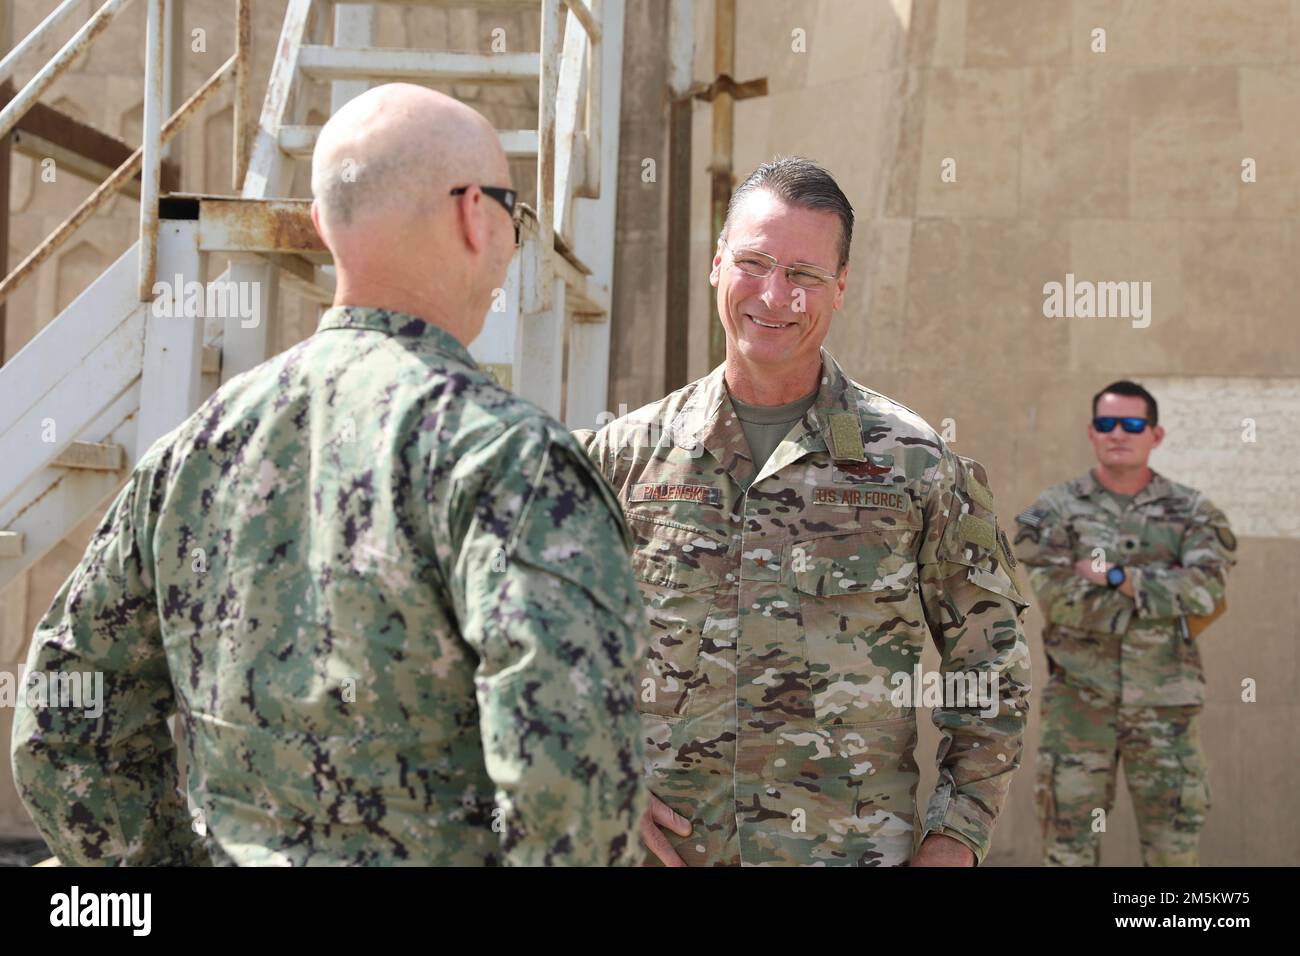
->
[0,0,624,595]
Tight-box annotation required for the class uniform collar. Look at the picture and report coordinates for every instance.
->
[670,349,861,488]
[1076,467,1174,505]
[316,306,478,368]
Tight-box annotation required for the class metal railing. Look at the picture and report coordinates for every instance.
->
[0,0,252,309]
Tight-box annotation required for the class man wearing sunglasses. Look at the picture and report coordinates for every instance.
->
[12,84,646,866]
[1014,380,1236,866]
[581,158,1030,866]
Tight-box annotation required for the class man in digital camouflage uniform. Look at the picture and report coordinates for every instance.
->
[11,85,646,866]
[1015,380,1235,866]
[578,158,1031,867]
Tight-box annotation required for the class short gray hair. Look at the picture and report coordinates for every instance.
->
[721,157,854,271]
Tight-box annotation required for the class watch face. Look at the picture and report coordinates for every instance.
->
[1107,566,1125,587]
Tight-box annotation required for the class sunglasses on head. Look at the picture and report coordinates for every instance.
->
[1093,416,1149,434]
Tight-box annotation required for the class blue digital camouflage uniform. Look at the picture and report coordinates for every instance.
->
[10,306,647,866]
[1014,469,1236,866]
[581,350,1032,866]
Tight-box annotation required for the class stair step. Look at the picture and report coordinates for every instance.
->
[279,125,537,159]
[0,531,22,559]
[52,441,126,473]
[297,46,540,84]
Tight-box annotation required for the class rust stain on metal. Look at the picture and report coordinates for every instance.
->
[0,0,134,142]
[245,202,324,253]
[203,199,325,254]
[0,55,233,309]
[233,0,251,191]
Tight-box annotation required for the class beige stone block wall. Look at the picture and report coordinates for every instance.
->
[4,0,1295,864]
[616,0,1300,864]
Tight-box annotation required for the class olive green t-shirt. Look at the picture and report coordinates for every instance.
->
[730,388,818,489]
[1099,487,1135,512]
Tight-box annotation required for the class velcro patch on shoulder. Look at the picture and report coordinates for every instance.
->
[966,475,996,512]
[828,412,866,462]
[960,513,997,552]
[1016,506,1048,528]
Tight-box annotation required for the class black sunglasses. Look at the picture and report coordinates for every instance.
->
[450,185,520,245]
[1093,416,1149,434]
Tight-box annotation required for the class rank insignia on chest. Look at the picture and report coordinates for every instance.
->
[629,482,722,507]
[812,485,910,511]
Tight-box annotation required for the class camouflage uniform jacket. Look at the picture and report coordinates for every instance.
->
[584,350,1031,865]
[1013,469,1235,707]
[11,306,646,866]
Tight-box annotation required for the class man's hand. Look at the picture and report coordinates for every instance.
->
[911,832,976,867]
[1073,558,1136,597]
[641,792,693,866]
[1073,558,1109,586]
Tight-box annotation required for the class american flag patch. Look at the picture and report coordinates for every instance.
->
[1016,507,1048,528]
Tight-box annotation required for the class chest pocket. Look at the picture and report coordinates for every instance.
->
[627,514,731,718]
[791,527,924,726]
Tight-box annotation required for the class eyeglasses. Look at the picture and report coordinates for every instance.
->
[451,185,521,246]
[1093,416,1149,434]
[720,238,837,289]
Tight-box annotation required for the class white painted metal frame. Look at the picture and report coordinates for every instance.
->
[0,0,628,589]
[0,0,84,91]
[0,0,134,141]
[0,243,145,512]
[224,0,316,384]
[136,219,204,456]
[138,0,164,299]
[469,0,619,424]
[561,0,620,428]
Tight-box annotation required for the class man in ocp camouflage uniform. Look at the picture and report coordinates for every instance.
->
[1015,380,1235,866]
[11,85,646,866]
[580,158,1031,866]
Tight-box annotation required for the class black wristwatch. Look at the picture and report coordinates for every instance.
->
[1106,565,1127,589]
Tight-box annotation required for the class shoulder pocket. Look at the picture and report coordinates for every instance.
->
[506,437,637,617]
[939,456,1028,609]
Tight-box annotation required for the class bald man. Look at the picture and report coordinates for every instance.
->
[11,85,647,866]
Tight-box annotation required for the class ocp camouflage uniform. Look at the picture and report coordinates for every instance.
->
[1014,470,1236,866]
[11,306,647,866]
[581,350,1031,866]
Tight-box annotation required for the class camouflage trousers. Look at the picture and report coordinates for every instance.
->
[1036,671,1210,866]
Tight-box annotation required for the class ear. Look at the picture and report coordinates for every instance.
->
[709,246,723,287]
[1150,424,1165,449]
[310,199,325,243]
[832,264,849,310]
[456,186,488,254]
